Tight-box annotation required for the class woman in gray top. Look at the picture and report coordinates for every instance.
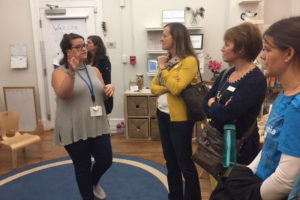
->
[52,33,114,200]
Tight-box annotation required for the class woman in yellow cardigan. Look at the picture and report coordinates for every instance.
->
[150,23,201,200]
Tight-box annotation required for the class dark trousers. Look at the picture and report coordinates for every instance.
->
[157,110,201,200]
[65,134,112,200]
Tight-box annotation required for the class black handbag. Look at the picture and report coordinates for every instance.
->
[181,65,208,122]
[192,121,257,180]
[210,166,263,200]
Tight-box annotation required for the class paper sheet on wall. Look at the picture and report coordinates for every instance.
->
[10,44,27,69]
[50,19,88,66]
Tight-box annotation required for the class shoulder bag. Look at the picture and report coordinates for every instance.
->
[180,64,208,122]
[191,69,256,179]
[192,120,257,180]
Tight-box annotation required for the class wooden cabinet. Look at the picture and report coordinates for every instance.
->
[124,89,202,140]
[124,89,159,140]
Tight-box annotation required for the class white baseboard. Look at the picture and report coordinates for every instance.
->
[109,117,125,133]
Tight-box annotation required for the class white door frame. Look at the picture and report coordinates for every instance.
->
[29,0,103,130]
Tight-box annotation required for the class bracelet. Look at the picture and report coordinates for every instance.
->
[67,70,75,79]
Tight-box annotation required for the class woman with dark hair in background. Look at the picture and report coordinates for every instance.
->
[52,33,114,200]
[87,35,114,114]
[210,16,300,200]
[151,23,201,200]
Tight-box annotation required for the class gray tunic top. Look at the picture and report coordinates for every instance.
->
[54,65,111,146]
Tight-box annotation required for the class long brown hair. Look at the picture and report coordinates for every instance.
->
[87,35,107,66]
[165,23,199,65]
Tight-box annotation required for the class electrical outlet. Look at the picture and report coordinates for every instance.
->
[107,42,116,49]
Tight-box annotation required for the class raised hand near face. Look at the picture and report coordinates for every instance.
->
[157,55,169,70]
[67,50,80,72]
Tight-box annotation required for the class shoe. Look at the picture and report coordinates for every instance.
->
[93,184,106,199]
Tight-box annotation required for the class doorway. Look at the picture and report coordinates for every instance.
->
[30,1,103,129]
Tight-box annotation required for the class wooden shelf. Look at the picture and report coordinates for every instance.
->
[146,49,202,54]
[146,50,167,54]
[244,19,264,24]
[147,72,156,76]
[145,26,203,31]
[145,27,164,31]
[238,0,262,5]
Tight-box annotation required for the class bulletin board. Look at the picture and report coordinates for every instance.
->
[3,87,38,132]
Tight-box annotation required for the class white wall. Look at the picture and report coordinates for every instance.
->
[103,0,229,121]
[0,0,39,115]
[264,0,300,25]
[2,0,297,126]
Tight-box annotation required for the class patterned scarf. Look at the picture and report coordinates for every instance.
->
[158,56,181,85]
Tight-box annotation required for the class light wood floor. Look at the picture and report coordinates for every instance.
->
[0,131,212,199]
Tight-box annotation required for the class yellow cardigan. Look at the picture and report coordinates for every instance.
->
[150,56,198,122]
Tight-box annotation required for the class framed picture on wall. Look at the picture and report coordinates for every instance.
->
[190,34,203,50]
[162,10,185,26]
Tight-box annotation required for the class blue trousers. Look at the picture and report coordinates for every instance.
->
[65,134,112,200]
[157,110,201,200]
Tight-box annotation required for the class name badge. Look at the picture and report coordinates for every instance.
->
[90,106,102,117]
[227,86,236,92]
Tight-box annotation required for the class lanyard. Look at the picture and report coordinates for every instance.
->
[77,64,95,102]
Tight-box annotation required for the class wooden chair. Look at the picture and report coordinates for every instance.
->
[0,110,42,169]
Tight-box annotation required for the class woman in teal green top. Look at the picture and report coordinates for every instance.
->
[52,33,114,200]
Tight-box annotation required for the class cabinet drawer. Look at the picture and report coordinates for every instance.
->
[128,118,149,138]
[150,118,160,140]
[149,96,158,117]
[127,96,148,116]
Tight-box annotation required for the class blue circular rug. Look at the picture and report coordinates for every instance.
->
[0,155,168,200]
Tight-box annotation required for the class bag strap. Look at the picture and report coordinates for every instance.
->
[217,68,231,91]
[238,120,257,151]
[196,61,204,83]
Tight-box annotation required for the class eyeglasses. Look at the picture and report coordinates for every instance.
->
[71,44,88,51]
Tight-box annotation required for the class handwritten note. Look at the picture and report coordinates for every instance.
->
[10,44,27,69]
[50,19,88,66]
